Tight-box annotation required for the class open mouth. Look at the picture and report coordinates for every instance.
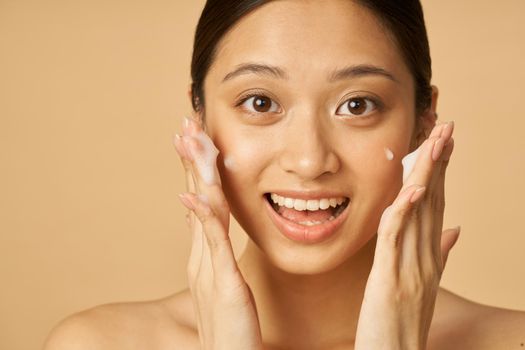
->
[264,193,350,227]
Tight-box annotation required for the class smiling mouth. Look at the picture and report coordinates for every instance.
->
[264,193,350,226]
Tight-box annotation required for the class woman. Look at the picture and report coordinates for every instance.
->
[44,1,525,349]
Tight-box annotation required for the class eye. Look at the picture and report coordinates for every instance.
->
[240,95,281,114]
[336,97,378,117]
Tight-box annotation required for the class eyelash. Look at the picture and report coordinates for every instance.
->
[234,92,383,118]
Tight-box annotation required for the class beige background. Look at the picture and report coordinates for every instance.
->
[1,1,524,349]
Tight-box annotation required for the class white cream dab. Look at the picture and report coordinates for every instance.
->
[223,154,236,171]
[384,147,395,161]
[401,147,421,183]
[192,131,220,185]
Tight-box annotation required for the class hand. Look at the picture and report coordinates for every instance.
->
[173,117,264,350]
[355,121,460,350]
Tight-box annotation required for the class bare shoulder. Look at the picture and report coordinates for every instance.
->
[429,287,525,349]
[43,289,199,350]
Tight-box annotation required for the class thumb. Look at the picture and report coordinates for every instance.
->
[440,226,461,270]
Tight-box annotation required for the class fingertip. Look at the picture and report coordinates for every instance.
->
[182,116,191,136]
[173,133,182,151]
[442,120,455,140]
[451,225,461,246]
[183,116,201,136]
[442,226,461,251]
[429,120,444,136]
[172,133,180,146]
[442,137,455,161]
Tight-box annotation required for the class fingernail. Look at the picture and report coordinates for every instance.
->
[172,133,181,148]
[451,226,461,248]
[409,185,426,203]
[432,138,445,161]
[173,133,183,148]
[173,134,185,157]
[178,193,195,210]
[443,137,455,161]
[182,116,194,136]
[183,116,200,135]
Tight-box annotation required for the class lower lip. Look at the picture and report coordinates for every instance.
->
[264,197,350,244]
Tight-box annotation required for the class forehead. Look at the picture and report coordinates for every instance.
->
[207,0,412,86]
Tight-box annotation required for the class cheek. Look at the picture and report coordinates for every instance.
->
[346,135,408,205]
[219,138,266,176]
[214,130,271,201]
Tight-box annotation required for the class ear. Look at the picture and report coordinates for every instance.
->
[411,85,439,151]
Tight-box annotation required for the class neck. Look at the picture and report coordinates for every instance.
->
[237,235,377,349]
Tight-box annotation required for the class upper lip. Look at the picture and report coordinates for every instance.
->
[265,190,350,200]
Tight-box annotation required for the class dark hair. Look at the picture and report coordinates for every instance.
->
[190,0,432,117]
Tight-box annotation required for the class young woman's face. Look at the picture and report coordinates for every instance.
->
[200,0,420,274]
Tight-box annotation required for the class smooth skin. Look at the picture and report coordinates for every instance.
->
[44,1,525,349]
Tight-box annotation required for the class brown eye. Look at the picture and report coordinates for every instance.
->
[241,95,280,114]
[336,97,377,117]
[253,96,271,112]
[347,98,367,114]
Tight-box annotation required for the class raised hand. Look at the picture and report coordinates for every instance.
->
[355,121,459,350]
[173,117,264,350]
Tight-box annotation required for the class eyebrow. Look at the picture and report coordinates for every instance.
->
[222,62,399,84]
[222,63,288,82]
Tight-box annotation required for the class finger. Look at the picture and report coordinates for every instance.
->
[173,133,197,194]
[427,123,455,195]
[401,121,447,183]
[401,122,454,267]
[179,194,204,281]
[429,120,450,139]
[402,121,454,191]
[428,137,456,264]
[401,136,441,191]
[174,132,202,244]
[375,184,427,268]
[182,118,230,227]
[182,192,242,289]
[440,226,461,273]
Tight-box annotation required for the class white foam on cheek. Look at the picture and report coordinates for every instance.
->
[192,131,220,185]
[384,147,395,161]
[223,154,236,171]
[401,147,421,183]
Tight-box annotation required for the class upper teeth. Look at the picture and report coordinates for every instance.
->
[270,193,346,211]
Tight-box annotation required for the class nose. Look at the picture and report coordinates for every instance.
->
[278,111,340,180]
